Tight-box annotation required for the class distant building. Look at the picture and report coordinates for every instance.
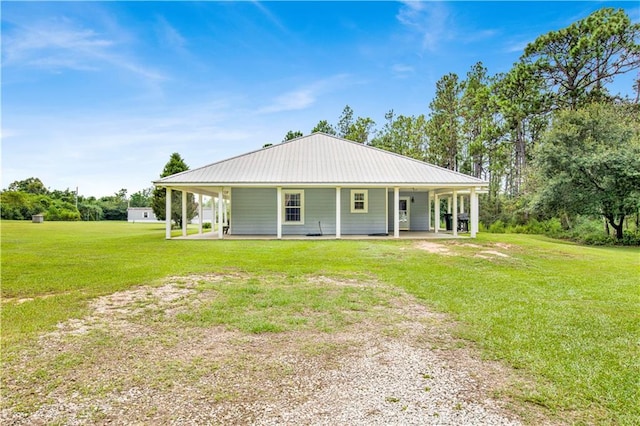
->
[127,207,159,222]
[127,207,213,224]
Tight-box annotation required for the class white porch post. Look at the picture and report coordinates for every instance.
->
[217,188,224,239]
[198,193,203,235]
[447,197,452,214]
[211,196,217,232]
[434,194,440,233]
[181,190,187,237]
[470,187,479,238]
[335,187,341,239]
[222,193,227,226]
[393,187,400,238]
[452,190,458,237]
[276,187,282,239]
[427,191,432,231]
[165,188,172,239]
[460,195,465,213]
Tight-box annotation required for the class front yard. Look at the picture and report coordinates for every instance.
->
[2,221,638,424]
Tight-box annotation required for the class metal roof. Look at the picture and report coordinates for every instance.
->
[155,133,487,187]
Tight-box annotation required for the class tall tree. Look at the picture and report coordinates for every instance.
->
[345,116,376,144]
[151,153,198,227]
[460,62,495,178]
[493,63,549,196]
[7,177,49,195]
[522,8,640,109]
[311,120,336,135]
[530,103,640,239]
[371,111,428,160]
[337,105,354,138]
[426,73,462,170]
[129,187,153,207]
[283,130,303,142]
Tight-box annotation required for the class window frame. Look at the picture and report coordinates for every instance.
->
[282,189,305,225]
[350,189,369,213]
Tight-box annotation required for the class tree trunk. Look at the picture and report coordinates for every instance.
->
[605,214,624,240]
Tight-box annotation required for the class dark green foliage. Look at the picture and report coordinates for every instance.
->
[151,153,198,228]
[7,177,49,195]
[311,119,336,135]
[370,110,428,160]
[425,73,461,170]
[282,130,303,142]
[129,188,153,207]
[530,103,640,239]
[522,8,640,109]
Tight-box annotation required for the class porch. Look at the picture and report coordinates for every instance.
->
[174,230,469,241]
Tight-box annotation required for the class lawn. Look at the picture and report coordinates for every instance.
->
[2,220,639,424]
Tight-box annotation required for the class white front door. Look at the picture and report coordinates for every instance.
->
[399,197,410,230]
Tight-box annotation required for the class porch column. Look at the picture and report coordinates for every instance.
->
[276,187,282,239]
[222,195,227,226]
[470,187,479,238]
[335,187,341,239]
[198,193,203,235]
[447,197,452,214]
[393,187,400,238]
[211,196,217,232]
[452,190,458,237]
[434,194,440,233]
[165,188,172,239]
[427,191,432,231]
[460,195,465,213]
[217,188,224,239]
[182,190,187,237]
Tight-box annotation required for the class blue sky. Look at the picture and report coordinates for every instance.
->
[2,1,638,197]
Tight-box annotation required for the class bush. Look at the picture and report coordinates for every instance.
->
[488,220,506,233]
[621,231,640,246]
[202,222,212,229]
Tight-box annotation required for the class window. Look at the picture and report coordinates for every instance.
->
[350,190,368,213]
[283,190,304,224]
[143,211,149,218]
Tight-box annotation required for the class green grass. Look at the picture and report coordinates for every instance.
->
[2,220,639,424]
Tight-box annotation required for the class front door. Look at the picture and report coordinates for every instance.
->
[399,197,410,230]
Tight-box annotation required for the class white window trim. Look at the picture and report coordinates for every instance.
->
[282,189,305,225]
[350,189,369,213]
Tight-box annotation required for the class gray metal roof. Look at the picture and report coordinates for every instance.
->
[155,133,487,187]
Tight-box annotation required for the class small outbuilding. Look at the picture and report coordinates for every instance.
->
[154,133,488,239]
[32,214,44,223]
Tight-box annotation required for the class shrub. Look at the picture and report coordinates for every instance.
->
[488,220,506,233]
[621,231,640,246]
[203,222,212,229]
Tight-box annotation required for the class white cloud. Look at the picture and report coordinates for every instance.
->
[2,17,166,82]
[392,63,415,78]
[155,16,187,52]
[396,1,451,51]
[257,74,351,114]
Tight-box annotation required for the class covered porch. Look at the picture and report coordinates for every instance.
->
[161,184,482,241]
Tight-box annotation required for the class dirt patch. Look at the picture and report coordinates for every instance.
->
[475,250,511,259]
[2,274,552,425]
[413,241,456,255]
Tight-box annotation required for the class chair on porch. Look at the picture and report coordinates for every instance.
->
[223,219,230,234]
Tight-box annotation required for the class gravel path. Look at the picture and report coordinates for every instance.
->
[2,274,548,425]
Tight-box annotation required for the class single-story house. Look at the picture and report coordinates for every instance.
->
[127,207,159,222]
[153,132,488,239]
[127,207,213,224]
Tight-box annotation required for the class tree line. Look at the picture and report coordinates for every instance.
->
[0,177,153,221]
[279,8,640,242]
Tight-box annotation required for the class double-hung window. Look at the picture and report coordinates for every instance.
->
[350,189,368,213]
[283,190,304,224]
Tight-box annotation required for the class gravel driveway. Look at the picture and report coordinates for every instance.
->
[2,274,551,425]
